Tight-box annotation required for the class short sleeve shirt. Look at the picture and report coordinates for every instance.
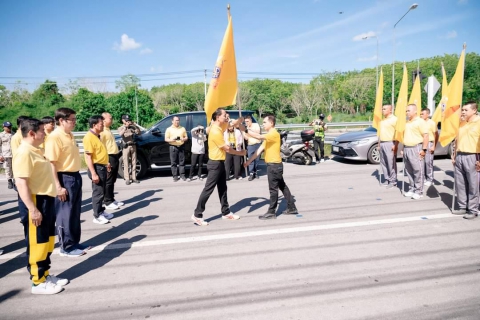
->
[425,119,437,142]
[165,126,187,147]
[83,131,109,165]
[45,127,81,172]
[100,127,119,155]
[262,129,282,164]
[404,117,428,147]
[208,124,226,161]
[379,115,397,141]
[457,116,480,153]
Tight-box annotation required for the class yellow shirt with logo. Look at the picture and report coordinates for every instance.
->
[100,127,119,155]
[13,142,56,197]
[45,127,81,172]
[262,129,282,164]
[208,124,226,161]
[457,116,480,153]
[425,119,437,142]
[165,125,187,147]
[11,130,23,157]
[83,131,109,165]
[379,115,397,141]
[403,117,428,147]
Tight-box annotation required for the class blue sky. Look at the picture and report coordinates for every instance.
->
[0,0,477,92]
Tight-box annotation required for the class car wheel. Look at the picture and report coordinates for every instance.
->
[118,154,149,179]
[367,144,380,164]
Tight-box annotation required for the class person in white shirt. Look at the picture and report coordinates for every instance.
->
[188,125,206,182]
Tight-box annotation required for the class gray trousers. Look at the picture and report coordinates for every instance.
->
[380,141,397,184]
[404,145,424,195]
[424,141,434,183]
[454,152,479,214]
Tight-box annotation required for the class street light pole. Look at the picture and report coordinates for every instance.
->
[362,35,379,94]
[392,3,418,111]
[129,75,140,124]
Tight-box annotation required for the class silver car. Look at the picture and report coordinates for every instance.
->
[331,127,453,164]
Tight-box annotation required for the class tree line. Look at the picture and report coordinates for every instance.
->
[1,52,479,131]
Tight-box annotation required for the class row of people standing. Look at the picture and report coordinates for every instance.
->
[379,101,480,219]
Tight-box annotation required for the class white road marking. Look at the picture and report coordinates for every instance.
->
[0,213,457,261]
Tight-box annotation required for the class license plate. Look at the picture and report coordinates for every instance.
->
[333,146,339,152]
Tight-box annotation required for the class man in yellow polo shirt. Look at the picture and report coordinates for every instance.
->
[83,115,112,225]
[165,116,188,182]
[245,115,298,220]
[402,104,429,200]
[420,108,439,187]
[452,101,480,219]
[45,108,88,257]
[14,118,68,294]
[378,105,398,188]
[11,115,30,158]
[192,108,246,226]
[101,112,124,210]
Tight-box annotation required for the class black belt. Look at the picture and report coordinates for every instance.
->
[267,163,282,166]
[94,163,107,167]
[209,159,225,163]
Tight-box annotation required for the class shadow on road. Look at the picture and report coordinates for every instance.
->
[0,289,22,304]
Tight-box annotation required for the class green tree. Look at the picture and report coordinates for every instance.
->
[115,74,141,92]
[106,87,157,128]
[72,88,108,131]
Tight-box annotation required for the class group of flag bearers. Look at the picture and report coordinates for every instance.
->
[374,45,480,219]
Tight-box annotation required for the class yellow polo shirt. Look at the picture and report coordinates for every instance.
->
[404,117,428,147]
[45,127,81,172]
[83,131,109,165]
[13,142,56,197]
[165,125,187,147]
[262,129,282,164]
[247,123,261,145]
[457,116,480,153]
[11,130,23,157]
[379,115,397,141]
[100,127,119,155]
[208,124,226,161]
[425,119,437,142]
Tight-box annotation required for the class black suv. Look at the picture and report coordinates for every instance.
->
[117,110,257,179]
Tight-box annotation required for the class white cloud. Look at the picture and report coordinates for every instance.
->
[140,48,153,55]
[445,30,457,39]
[353,31,377,41]
[357,55,377,62]
[113,34,142,51]
[458,0,468,4]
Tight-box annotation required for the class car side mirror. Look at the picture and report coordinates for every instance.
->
[151,128,161,136]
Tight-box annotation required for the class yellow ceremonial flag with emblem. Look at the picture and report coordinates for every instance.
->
[204,14,238,124]
[432,63,448,124]
[394,63,408,143]
[408,73,421,108]
[439,47,465,147]
[372,68,383,136]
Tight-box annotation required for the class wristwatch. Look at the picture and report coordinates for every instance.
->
[422,148,427,152]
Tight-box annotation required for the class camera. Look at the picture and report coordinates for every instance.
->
[176,136,181,141]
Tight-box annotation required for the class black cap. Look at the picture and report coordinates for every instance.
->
[122,115,131,121]
[3,121,12,127]
[319,114,325,119]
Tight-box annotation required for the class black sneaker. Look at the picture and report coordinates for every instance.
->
[132,180,140,184]
[125,180,131,185]
[259,212,276,220]
[173,176,179,182]
[180,175,186,181]
[282,208,298,215]
[248,174,255,181]
[7,179,13,189]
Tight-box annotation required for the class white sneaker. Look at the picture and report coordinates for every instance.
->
[191,214,209,226]
[320,159,325,163]
[105,203,119,210]
[222,213,240,220]
[114,200,125,207]
[404,191,414,197]
[102,212,114,220]
[424,181,432,187]
[411,193,423,200]
[31,281,63,295]
[93,215,110,225]
[46,274,69,286]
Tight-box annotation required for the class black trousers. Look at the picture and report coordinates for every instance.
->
[170,145,185,177]
[104,154,119,205]
[189,153,204,178]
[225,153,242,179]
[87,164,107,218]
[267,163,296,214]
[19,194,55,285]
[194,160,230,218]
[313,138,325,160]
[55,171,82,252]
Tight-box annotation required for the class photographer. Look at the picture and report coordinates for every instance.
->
[188,124,206,182]
[165,116,188,182]
[224,120,244,180]
[309,113,328,163]
[118,114,141,185]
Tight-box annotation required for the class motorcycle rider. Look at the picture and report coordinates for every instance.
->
[118,115,141,185]
[309,114,328,163]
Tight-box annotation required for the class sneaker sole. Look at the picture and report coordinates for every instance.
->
[222,216,240,220]
[191,216,209,226]
[59,251,86,257]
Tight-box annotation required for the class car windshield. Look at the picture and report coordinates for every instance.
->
[364,127,377,133]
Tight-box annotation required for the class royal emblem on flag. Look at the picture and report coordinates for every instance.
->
[212,66,221,79]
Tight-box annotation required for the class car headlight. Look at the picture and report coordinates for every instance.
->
[349,139,370,146]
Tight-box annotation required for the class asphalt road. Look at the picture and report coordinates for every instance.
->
[0,157,479,320]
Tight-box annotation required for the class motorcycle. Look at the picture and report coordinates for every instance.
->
[280,130,315,165]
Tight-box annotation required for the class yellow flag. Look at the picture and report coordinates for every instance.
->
[408,73,421,108]
[431,63,448,124]
[439,47,465,147]
[204,14,238,124]
[394,63,408,143]
[372,68,383,136]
